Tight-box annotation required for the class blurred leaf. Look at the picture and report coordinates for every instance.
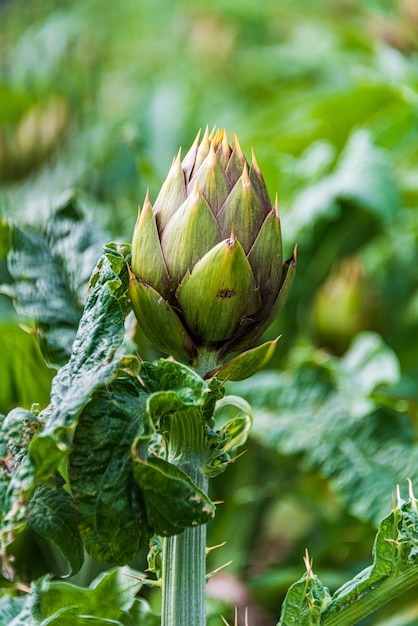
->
[286,131,400,242]
[0,595,26,625]
[0,322,53,414]
[230,332,417,523]
[36,566,147,625]
[1,193,106,367]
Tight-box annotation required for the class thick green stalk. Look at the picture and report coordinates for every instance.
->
[322,567,418,626]
[161,407,208,626]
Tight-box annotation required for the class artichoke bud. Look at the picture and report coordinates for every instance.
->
[129,127,295,378]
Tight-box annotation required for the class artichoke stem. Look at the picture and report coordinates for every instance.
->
[161,407,208,626]
[194,346,222,378]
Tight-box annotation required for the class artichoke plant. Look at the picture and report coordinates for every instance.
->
[129,127,295,379]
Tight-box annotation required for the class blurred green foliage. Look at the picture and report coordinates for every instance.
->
[1,0,418,623]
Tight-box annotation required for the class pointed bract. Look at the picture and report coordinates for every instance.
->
[177,237,260,344]
[181,130,201,182]
[196,143,231,215]
[249,147,272,211]
[161,182,222,287]
[217,163,266,253]
[131,193,171,299]
[205,338,279,381]
[248,202,282,306]
[153,152,187,232]
[129,271,196,363]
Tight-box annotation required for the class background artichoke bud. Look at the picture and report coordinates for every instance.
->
[129,127,295,378]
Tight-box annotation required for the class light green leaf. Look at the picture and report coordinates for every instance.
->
[205,395,253,477]
[278,494,418,625]
[321,495,418,625]
[207,339,279,381]
[35,566,145,624]
[278,563,331,625]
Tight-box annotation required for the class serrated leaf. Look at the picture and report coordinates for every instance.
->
[26,480,84,577]
[131,454,215,536]
[278,568,331,625]
[140,359,210,421]
[68,380,153,564]
[29,243,131,482]
[1,193,106,367]
[230,332,413,523]
[205,395,253,477]
[0,407,40,579]
[321,496,418,624]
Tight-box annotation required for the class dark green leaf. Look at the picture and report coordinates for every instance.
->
[29,243,131,482]
[131,454,215,536]
[0,407,40,579]
[140,359,209,416]
[27,480,84,576]
[69,380,153,564]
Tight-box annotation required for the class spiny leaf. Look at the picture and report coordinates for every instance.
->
[29,243,132,482]
[321,494,418,624]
